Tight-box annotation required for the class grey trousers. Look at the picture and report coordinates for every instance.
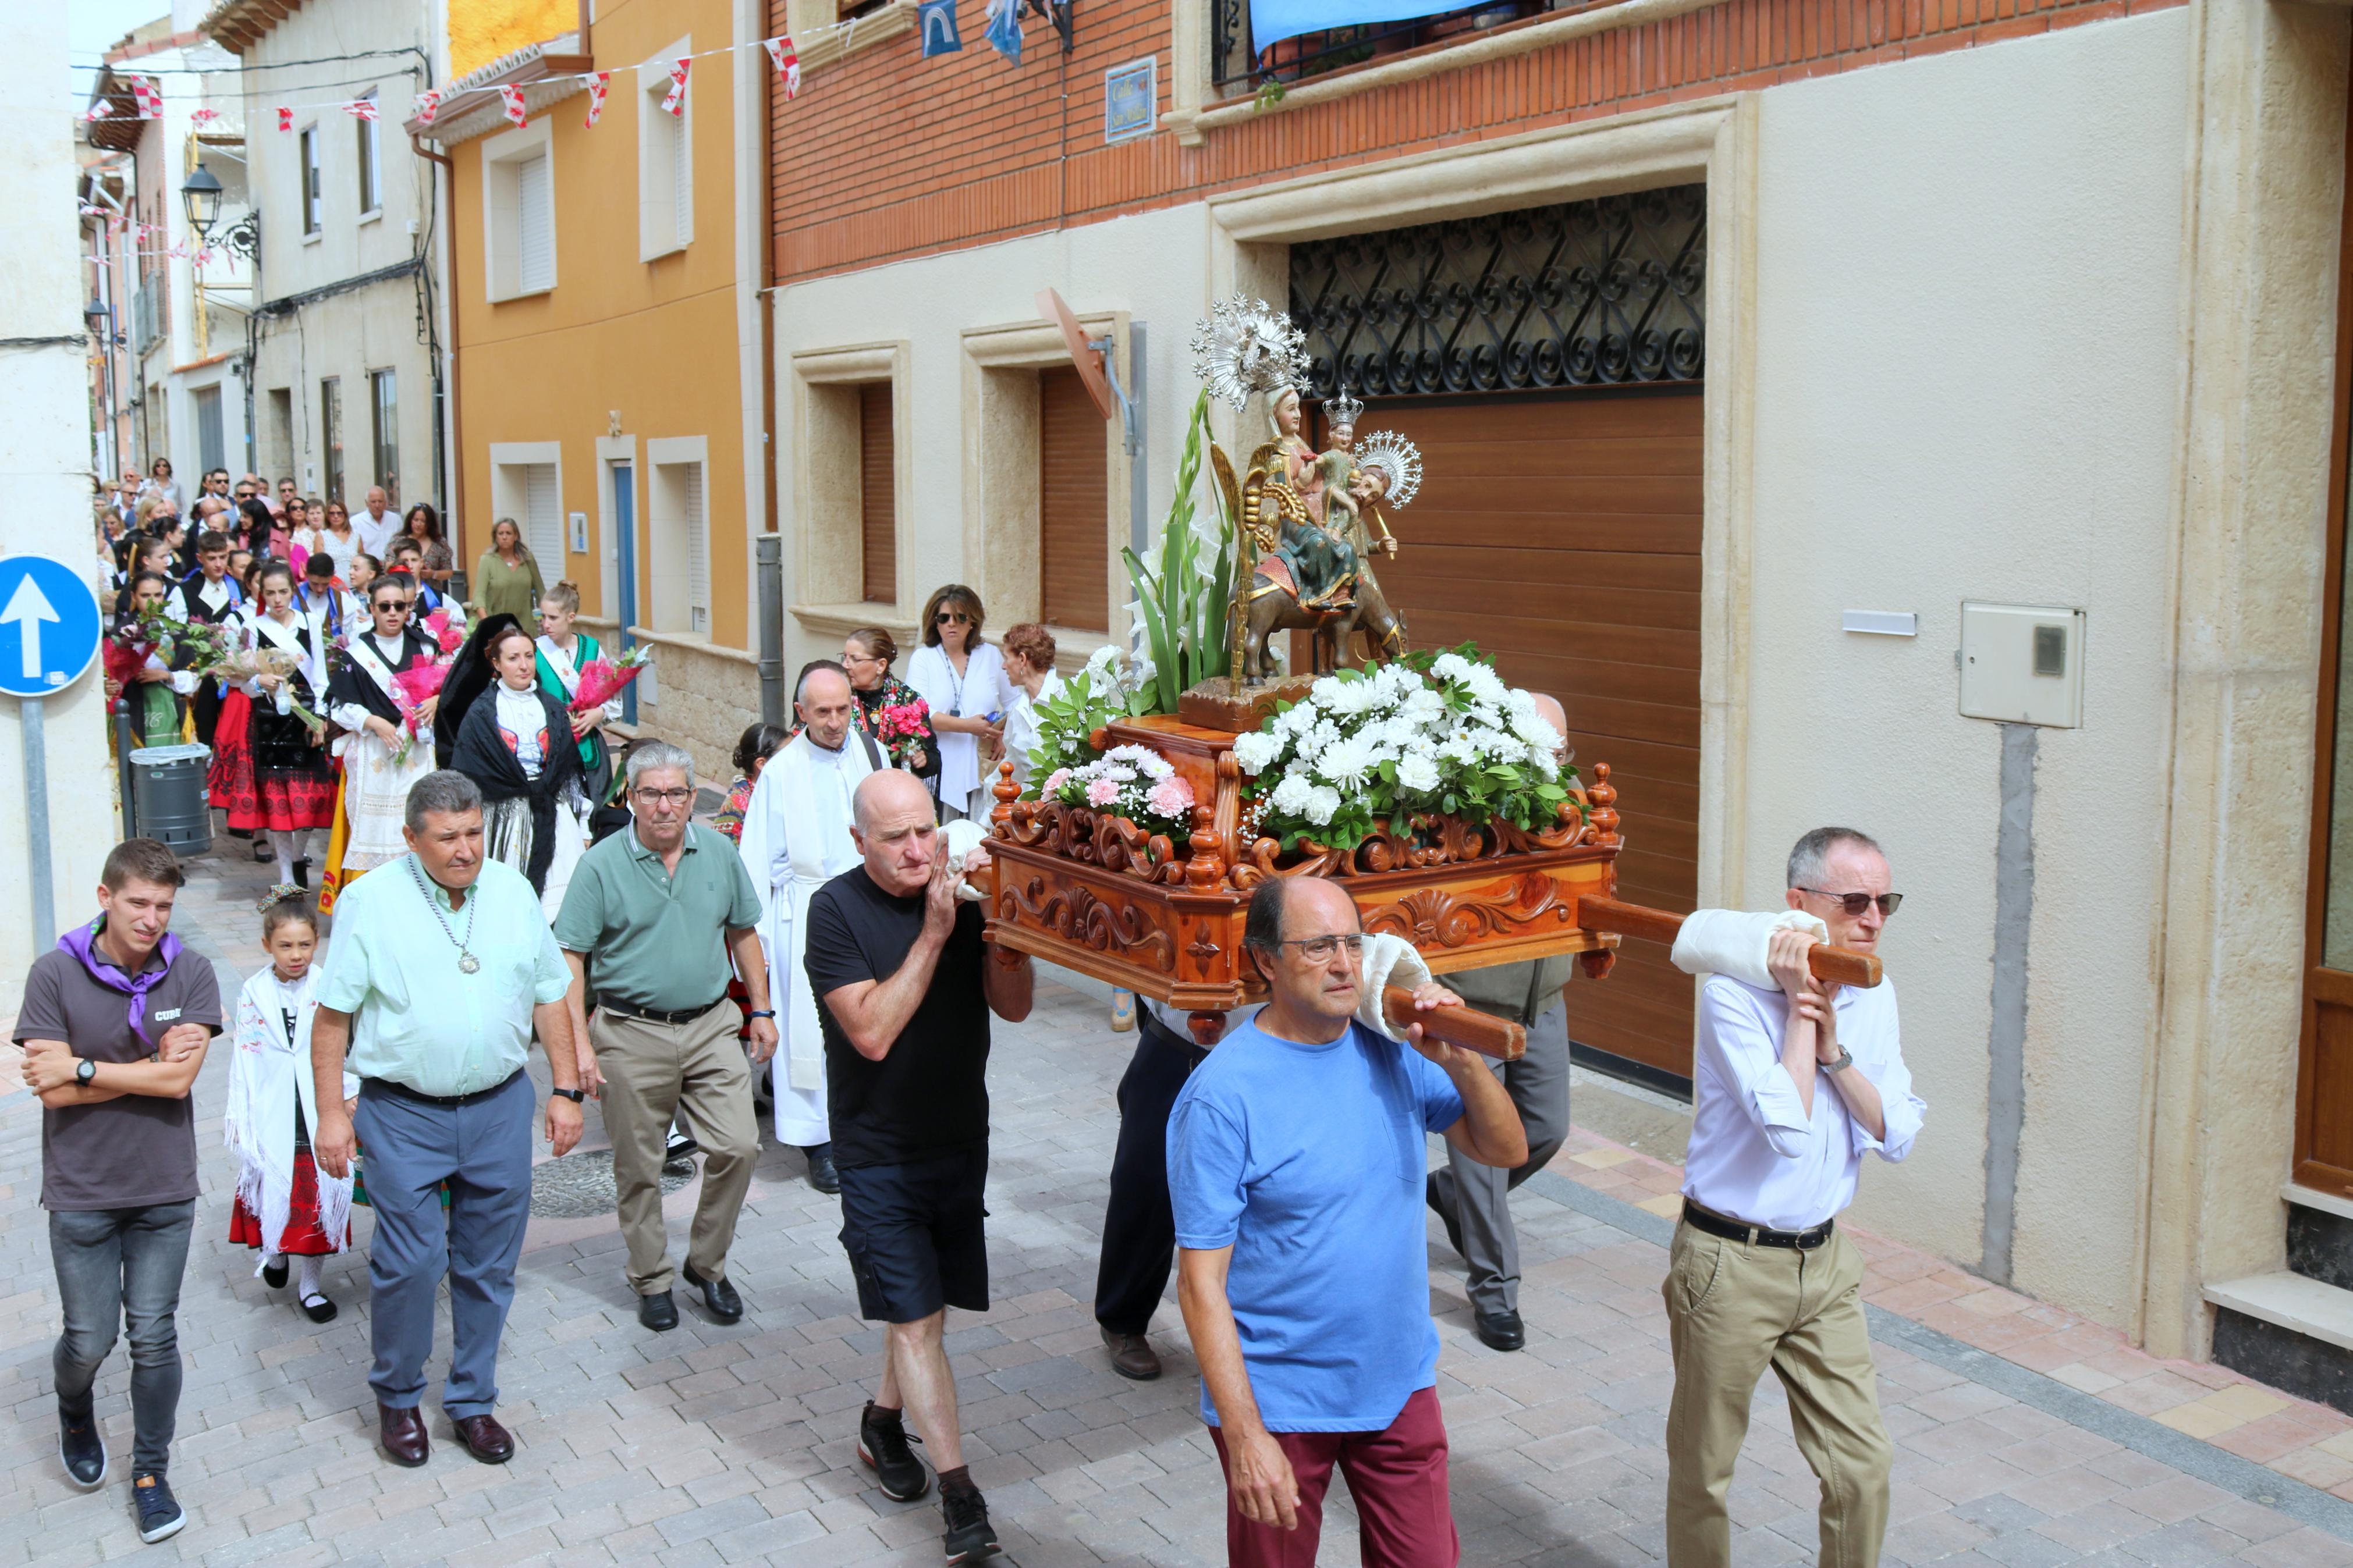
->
[51,1200,196,1478]
[1429,1005,1571,1314]
[354,1071,535,1418]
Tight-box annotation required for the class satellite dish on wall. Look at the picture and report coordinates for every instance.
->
[1037,287,1116,423]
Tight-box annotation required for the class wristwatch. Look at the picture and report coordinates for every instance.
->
[549,1087,585,1103]
[75,1057,97,1086]
[745,1009,776,1020]
[1823,1048,1855,1075]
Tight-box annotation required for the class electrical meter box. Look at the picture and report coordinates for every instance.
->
[1958,602,2085,728]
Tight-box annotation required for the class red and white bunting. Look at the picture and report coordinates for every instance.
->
[583,71,611,128]
[499,85,527,128]
[347,98,378,121]
[414,90,441,125]
[130,76,164,120]
[765,35,801,99]
[661,57,690,117]
[276,106,293,131]
[189,106,221,126]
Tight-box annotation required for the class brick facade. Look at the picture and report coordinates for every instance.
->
[770,0,2187,284]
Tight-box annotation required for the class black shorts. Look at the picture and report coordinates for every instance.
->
[837,1144,989,1324]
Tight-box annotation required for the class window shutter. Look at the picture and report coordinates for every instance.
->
[524,463,562,574]
[685,463,708,632]
[671,113,690,246]
[517,154,553,291]
[1039,365,1108,632]
[858,382,895,604]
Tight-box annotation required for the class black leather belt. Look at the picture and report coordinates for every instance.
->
[1682,1200,1834,1250]
[599,995,728,1026]
[361,1069,523,1110]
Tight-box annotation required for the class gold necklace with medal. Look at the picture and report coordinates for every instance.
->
[409,855,482,973]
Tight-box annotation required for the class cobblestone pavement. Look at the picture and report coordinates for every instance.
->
[7,847,2353,1566]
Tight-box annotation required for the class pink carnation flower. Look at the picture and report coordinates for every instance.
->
[1085,777,1120,808]
[1144,776,1194,820]
[1043,767,1071,796]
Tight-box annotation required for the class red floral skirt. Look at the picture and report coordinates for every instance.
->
[209,688,261,827]
[249,769,336,831]
[228,1151,339,1256]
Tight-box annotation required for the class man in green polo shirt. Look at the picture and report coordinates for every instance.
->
[556,741,779,1332]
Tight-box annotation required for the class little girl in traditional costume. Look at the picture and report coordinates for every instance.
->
[223,891,357,1322]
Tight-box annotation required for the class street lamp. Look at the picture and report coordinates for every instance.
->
[84,297,108,335]
[180,165,222,237]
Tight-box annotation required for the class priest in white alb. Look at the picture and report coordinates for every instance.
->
[736,662,884,1194]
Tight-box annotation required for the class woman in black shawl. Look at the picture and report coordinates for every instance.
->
[449,620,587,916]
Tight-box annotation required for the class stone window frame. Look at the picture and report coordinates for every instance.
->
[789,339,915,654]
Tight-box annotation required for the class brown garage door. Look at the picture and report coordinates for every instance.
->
[1351,389,1702,1083]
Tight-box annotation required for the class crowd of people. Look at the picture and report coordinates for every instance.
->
[38,506,1928,1566]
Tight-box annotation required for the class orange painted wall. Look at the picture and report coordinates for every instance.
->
[450,0,580,78]
[768,0,2185,285]
[453,0,750,650]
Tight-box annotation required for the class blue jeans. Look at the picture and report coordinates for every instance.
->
[51,1200,197,1478]
[354,1071,534,1417]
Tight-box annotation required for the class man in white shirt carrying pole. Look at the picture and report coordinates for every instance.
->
[1666,826,1926,1568]
[736,662,883,1194]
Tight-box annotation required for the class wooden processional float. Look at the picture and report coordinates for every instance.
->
[974,293,1881,1057]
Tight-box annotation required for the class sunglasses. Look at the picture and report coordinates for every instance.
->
[936,610,971,625]
[1795,888,1903,918]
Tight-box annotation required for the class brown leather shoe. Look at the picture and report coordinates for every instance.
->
[452,1412,514,1464]
[377,1402,429,1467]
[1101,1327,1161,1381]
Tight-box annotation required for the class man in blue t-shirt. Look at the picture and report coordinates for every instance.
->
[1170,876,1528,1567]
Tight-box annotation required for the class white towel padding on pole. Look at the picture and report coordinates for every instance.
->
[1669,908,1830,991]
[1357,931,1434,1041]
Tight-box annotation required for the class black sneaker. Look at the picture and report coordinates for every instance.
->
[133,1473,185,1544]
[664,1127,700,1167]
[858,1402,929,1502]
[58,1407,104,1489]
[941,1482,1000,1563]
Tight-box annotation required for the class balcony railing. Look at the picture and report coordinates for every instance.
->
[1209,1,1551,101]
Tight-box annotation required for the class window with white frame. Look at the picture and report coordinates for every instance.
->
[299,125,322,235]
[647,439,709,635]
[356,93,381,215]
[638,39,693,261]
[482,125,556,301]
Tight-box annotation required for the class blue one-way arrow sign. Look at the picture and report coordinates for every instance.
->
[0,556,102,697]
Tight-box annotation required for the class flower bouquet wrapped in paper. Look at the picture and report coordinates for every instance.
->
[385,661,450,765]
[421,606,465,657]
[871,696,933,767]
[569,645,654,713]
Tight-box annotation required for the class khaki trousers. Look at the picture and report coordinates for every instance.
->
[1662,1220,1893,1568]
[590,1002,759,1296]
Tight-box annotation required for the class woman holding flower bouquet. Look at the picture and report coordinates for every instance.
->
[534,583,621,803]
[839,627,938,787]
[105,573,203,749]
[241,563,336,887]
[452,621,589,918]
[325,575,444,876]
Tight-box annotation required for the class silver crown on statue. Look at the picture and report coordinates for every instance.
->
[1322,390,1365,429]
[1352,431,1424,510]
[1191,295,1311,411]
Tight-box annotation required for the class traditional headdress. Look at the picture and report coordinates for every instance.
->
[1322,391,1365,429]
[1353,431,1424,510]
[1191,295,1310,411]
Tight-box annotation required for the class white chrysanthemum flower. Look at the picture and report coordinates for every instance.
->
[1270,774,1314,815]
[1233,731,1283,775]
[1431,652,1476,685]
[1316,734,1376,790]
[1401,687,1446,720]
[1529,745,1560,780]
[1275,703,1315,738]
[1517,716,1564,756]
[1304,785,1341,826]
[1442,731,1481,766]
[1463,663,1509,706]
[1303,720,1340,758]
[1471,726,1518,760]
[1312,677,1377,717]
[1396,752,1441,793]
[1506,687,1539,720]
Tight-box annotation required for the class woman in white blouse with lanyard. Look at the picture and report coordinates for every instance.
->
[906,584,1014,821]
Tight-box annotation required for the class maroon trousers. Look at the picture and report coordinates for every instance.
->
[1208,1385,1458,1567]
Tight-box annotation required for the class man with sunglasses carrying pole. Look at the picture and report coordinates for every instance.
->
[1666,827,1926,1568]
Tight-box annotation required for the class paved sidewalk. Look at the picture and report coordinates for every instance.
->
[5,848,2353,1566]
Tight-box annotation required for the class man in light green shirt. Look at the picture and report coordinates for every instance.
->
[310,771,581,1472]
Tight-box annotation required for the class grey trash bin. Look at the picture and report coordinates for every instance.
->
[129,743,213,855]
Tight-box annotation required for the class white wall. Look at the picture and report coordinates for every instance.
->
[0,5,111,1009]
[771,202,1213,675]
[1748,10,2191,1318]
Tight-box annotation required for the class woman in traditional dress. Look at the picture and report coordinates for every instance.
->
[106,571,198,749]
[471,516,545,627]
[906,584,1014,822]
[223,893,356,1322]
[207,576,262,846]
[533,582,619,803]
[451,620,586,918]
[325,574,441,876]
[242,561,336,887]
[401,501,453,588]
[839,626,937,787]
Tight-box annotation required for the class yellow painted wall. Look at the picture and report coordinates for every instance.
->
[449,0,579,78]
[452,0,750,652]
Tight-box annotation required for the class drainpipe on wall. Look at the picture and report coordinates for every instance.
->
[411,132,462,557]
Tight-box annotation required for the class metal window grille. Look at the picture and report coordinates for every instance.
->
[320,377,343,503]
[1289,184,1707,400]
[369,369,398,500]
[300,127,321,234]
[194,386,225,475]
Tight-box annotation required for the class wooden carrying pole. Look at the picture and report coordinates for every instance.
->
[1382,987,1527,1062]
[1577,896,1883,989]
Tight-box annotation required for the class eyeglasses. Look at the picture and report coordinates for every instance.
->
[633,787,694,806]
[1795,888,1903,918]
[1273,934,1366,961]
[936,611,971,625]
